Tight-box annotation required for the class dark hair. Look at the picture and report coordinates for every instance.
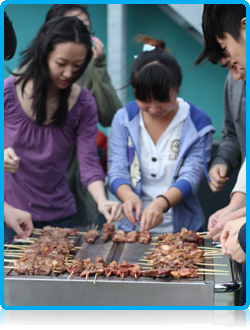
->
[195,4,246,66]
[4,12,17,60]
[131,35,182,103]
[16,16,92,127]
[46,4,90,24]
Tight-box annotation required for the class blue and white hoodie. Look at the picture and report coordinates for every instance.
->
[108,100,215,233]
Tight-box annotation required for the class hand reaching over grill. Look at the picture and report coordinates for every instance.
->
[140,200,164,231]
[98,200,123,223]
[121,192,142,226]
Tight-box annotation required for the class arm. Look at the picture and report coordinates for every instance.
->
[76,91,122,222]
[108,109,133,195]
[4,202,33,238]
[141,132,213,231]
[220,217,246,264]
[209,75,243,176]
[207,159,246,241]
[91,53,123,127]
[78,37,122,127]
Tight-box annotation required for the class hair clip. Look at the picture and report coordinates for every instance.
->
[134,44,156,59]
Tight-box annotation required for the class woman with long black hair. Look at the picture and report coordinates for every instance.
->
[4,16,122,242]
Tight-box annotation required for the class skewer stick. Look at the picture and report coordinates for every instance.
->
[196,263,227,267]
[203,253,224,256]
[197,231,209,234]
[135,274,137,279]
[197,272,227,276]
[197,268,229,273]
[106,271,112,277]
[74,246,84,249]
[150,243,159,245]
[78,232,87,235]
[121,273,124,279]
[14,239,35,244]
[4,245,27,249]
[198,247,222,250]
[4,259,18,262]
[205,256,222,259]
[4,266,16,269]
[93,273,98,284]
[86,274,88,281]
[67,271,74,280]
[94,225,98,231]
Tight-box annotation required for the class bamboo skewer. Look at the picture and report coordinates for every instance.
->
[4,245,28,249]
[4,259,17,262]
[196,263,227,267]
[93,273,98,284]
[106,271,112,277]
[197,272,228,276]
[197,268,229,273]
[67,271,74,280]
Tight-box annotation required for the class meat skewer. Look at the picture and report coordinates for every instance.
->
[112,230,127,242]
[125,230,139,243]
[138,230,151,244]
[84,229,101,244]
[101,223,115,242]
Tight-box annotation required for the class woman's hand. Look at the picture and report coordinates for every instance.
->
[98,199,123,223]
[122,193,142,226]
[91,37,105,58]
[4,147,20,174]
[4,202,33,239]
[140,200,164,231]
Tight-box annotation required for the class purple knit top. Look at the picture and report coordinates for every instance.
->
[4,77,105,222]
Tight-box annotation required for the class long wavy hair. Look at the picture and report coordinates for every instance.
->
[16,16,93,127]
[130,35,182,103]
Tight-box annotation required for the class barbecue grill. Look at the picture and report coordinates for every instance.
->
[4,234,241,306]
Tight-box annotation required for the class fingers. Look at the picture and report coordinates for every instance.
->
[208,165,229,192]
[122,201,137,225]
[4,148,20,173]
[91,37,104,58]
[140,209,163,231]
[135,202,142,222]
[11,221,27,239]
[108,203,123,222]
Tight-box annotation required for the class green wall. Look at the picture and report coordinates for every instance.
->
[127,5,228,139]
[4,4,228,138]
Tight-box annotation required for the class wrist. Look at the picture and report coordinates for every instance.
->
[230,192,246,210]
[156,195,170,213]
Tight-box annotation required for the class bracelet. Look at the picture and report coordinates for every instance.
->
[156,195,171,213]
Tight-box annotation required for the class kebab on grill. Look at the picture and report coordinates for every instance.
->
[125,230,139,243]
[101,223,115,242]
[84,229,101,244]
[138,230,151,244]
[112,229,127,242]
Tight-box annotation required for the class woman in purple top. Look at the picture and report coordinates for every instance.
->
[4,16,122,242]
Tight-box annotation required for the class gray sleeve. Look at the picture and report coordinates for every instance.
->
[209,74,242,176]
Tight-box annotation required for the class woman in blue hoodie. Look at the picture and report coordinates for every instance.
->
[108,35,215,234]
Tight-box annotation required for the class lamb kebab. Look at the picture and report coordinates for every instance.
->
[138,230,151,244]
[125,230,139,243]
[84,229,101,244]
[112,230,127,242]
[101,223,115,242]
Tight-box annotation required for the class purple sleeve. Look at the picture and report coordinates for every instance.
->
[76,89,105,189]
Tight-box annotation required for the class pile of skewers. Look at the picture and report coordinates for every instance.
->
[4,226,83,275]
[84,223,151,244]
[138,228,229,278]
